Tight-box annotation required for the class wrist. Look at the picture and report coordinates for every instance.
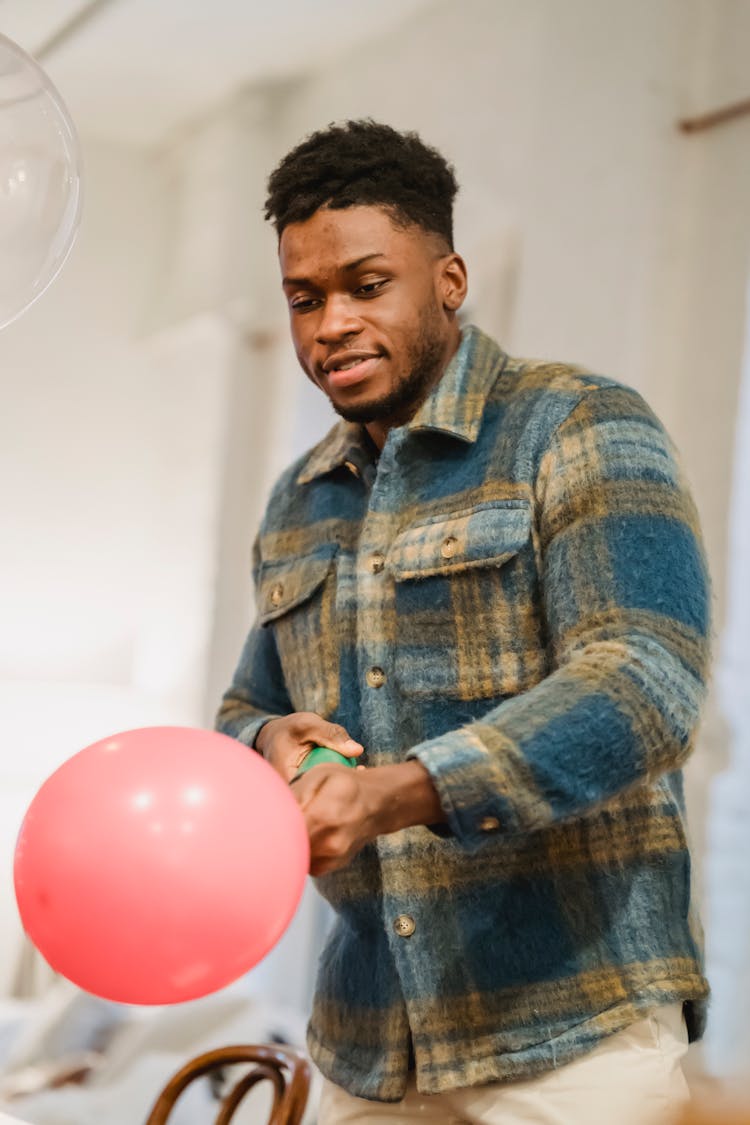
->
[361,760,446,836]
[253,718,278,755]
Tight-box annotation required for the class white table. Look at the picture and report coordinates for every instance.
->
[0,1113,31,1123]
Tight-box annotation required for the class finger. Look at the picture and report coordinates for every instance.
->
[287,714,364,759]
[294,745,311,770]
[264,741,303,781]
[310,847,355,876]
[310,720,364,759]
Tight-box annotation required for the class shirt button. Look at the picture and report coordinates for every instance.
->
[369,552,385,574]
[479,815,500,833]
[366,666,387,689]
[269,583,284,607]
[393,914,416,938]
[440,535,458,559]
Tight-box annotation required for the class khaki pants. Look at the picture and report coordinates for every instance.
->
[318,1004,690,1124]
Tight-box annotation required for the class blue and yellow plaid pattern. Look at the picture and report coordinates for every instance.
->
[217,325,711,1101]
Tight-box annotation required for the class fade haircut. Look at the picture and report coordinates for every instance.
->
[264,119,459,249]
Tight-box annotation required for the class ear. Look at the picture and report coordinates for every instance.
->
[437,253,468,312]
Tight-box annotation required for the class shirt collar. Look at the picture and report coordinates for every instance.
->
[407,324,507,442]
[296,325,507,485]
[297,420,368,484]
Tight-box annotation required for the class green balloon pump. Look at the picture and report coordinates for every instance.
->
[294,746,357,775]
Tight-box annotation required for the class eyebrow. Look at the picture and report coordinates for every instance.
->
[282,252,387,288]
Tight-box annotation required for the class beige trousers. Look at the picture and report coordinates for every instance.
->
[318,1004,690,1124]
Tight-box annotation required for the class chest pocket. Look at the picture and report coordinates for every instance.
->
[258,546,339,717]
[388,502,546,700]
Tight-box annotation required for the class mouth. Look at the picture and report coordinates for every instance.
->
[322,352,382,390]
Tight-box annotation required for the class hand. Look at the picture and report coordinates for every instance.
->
[292,760,447,876]
[254,712,363,783]
[292,765,377,876]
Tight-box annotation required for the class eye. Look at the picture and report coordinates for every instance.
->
[355,279,388,298]
[290,296,320,312]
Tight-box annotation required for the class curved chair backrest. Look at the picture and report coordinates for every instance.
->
[144,1043,310,1125]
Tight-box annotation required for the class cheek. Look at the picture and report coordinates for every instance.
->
[388,316,426,364]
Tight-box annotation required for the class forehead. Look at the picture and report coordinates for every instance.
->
[279,205,430,282]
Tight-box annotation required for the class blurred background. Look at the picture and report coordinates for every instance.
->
[0,0,748,1121]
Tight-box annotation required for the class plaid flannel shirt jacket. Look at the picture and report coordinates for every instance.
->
[216,325,711,1101]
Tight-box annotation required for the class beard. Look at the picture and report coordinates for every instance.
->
[330,308,447,427]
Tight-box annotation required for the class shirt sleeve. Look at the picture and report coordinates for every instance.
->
[407,383,712,848]
[214,537,294,747]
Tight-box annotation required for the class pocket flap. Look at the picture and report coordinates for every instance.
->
[258,547,336,622]
[389,502,531,580]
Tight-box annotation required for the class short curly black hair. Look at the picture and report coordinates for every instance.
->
[264,119,459,248]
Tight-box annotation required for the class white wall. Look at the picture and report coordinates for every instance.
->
[0,141,166,990]
[706,292,750,1079]
[0,136,269,992]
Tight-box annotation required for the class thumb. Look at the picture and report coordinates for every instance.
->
[318,721,364,759]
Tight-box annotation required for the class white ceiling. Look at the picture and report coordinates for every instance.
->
[0,0,436,147]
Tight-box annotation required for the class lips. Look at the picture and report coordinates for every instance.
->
[321,351,382,390]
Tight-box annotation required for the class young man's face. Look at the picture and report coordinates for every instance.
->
[279,205,467,444]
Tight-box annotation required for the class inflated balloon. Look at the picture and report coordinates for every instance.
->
[0,33,82,329]
[14,727,309,1005]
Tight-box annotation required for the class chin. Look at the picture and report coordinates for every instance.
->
[329,387,383,415]
[330,398,382,425]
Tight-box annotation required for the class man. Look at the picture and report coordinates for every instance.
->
[216,120,710,1123]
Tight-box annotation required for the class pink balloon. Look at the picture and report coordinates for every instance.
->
[14,727,309,1005]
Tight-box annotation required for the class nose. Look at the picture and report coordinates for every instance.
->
[314,294,362,346]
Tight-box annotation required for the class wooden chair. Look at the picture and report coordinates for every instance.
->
[144,1043,311,1125]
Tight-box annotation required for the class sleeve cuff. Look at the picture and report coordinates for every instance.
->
[407,725,524,848]
[235,715,279,750]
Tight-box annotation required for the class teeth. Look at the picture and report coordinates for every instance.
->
[336,359,363,371]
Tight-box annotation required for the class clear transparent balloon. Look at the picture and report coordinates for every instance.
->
[0,33,81,329]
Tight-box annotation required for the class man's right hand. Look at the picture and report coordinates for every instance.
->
[254,712,364,783]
